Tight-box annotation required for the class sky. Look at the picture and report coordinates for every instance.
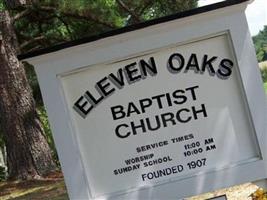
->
[198,0,267,36]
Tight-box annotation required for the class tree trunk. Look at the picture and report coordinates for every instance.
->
[0,10,56,180]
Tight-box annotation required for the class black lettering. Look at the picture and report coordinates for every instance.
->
[142,174,147,181]
[85,90,104,105]
[161,112,176,127]
[185,53,200,73]
[125,62,141,82]
[172,89,187,104]
[131,120,146,135]
[115,124,130,138]
[165,92,173,107]
[73,96,93,118]
[108,68,125,89]
[139,98,152,113]
[96,77,115,96]
[185,85,199,101]
[176,108,191,123]
[201,55,217,75]
[140,57,157,77]
[167,53,185,73]
[127,102,141,117]
[192,104,207,119]
[217,58,233,79]
[152,94,165,109]
[110,105,126,120]
[146,116,161,131]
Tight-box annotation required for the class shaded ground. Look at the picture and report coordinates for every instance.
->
[186,183,259,200]
[0,171,69,200]
[0,169,263,200]
[0,179,260,200]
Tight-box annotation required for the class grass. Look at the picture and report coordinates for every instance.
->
[0,175,262,200]
[0,180,259,200]
[186,183,259,200]
[264,82,267,93]
[0,172,69,200]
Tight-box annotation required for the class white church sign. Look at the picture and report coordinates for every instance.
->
[19,0,267,199]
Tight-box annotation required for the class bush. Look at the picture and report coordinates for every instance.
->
[261,67,267,83]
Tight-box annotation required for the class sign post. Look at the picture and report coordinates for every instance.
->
[19,1,267,199]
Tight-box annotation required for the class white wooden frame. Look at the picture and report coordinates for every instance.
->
[22,1,267,199]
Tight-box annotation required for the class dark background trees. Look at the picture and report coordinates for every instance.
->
[0,1,56,180]
[253,26,267,84]
[253,25,267,63]
[0,0,198,180]
[14,0,197,54]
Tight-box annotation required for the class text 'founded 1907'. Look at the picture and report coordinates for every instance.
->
[60,35,259,197]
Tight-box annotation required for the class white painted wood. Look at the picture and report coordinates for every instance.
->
[23,2,267,200]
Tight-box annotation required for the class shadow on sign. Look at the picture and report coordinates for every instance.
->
[207,195,227,200]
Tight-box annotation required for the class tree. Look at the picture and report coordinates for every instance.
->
[0,1,56,180]
[0,0,197,180]
[13,0,198,55]
[253,26,267,62]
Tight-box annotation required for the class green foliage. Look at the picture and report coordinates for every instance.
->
[253,26,267,62]
[261,67,267,83]
[24,62,43,106]
[0,0,4,11]
[12,0,198,53]
[59,0,124,27]
[142,0,197,20]
[0,166,6,181]
[37,107,60,166]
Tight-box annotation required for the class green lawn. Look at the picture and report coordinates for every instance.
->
[264,82,267,94]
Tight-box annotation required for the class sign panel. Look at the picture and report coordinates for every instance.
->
[21,1,267,199]
[60,34,259,198]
